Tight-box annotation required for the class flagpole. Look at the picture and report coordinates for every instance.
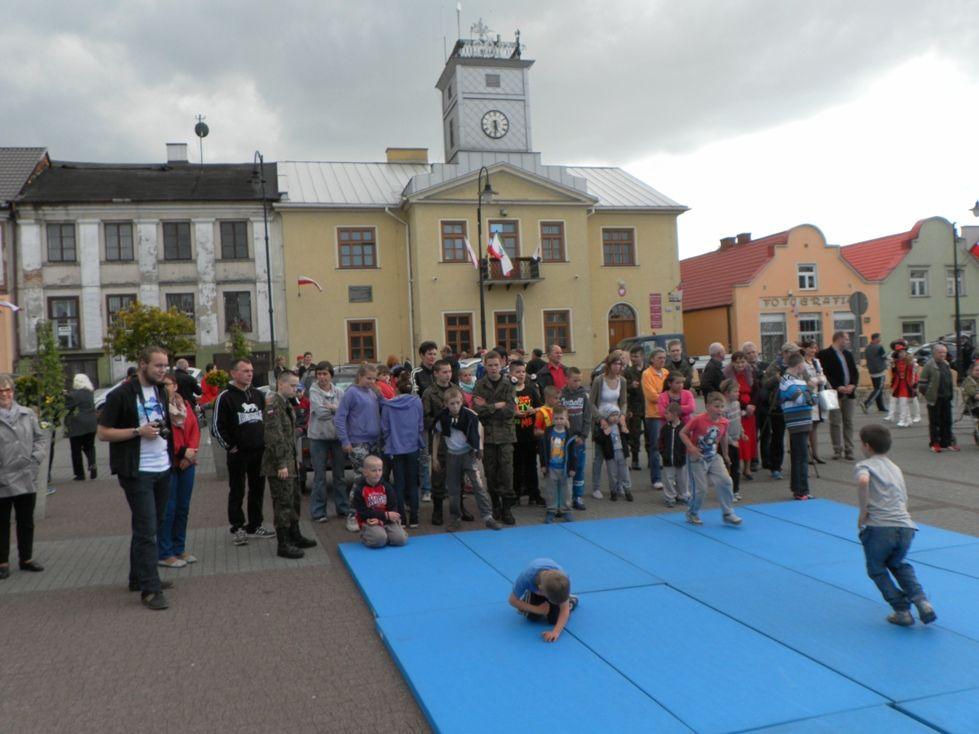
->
[476,166,492,349]
[952,222,963,374]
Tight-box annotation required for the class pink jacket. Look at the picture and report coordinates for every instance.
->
[657,389,696,424]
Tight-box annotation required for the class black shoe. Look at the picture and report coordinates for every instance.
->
[0,566,9,580]
[501,499,516,525]
[19,560,44,572]
[129,579,173,592]
[73,475,85,481]
[610,492,618,502]
[460,509,475,522]
[289,522,317,549]
[532,496,547,507]
[492,507,502,521]
[276,528,305,559]
[90,466,98,480]
[431,500,444,526]
[141,592,169,610]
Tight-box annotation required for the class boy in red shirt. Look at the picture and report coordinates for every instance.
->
[352,455,408,548]
[679,393,742,527]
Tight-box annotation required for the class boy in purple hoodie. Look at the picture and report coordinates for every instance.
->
[381,372,426,527]
[335,364,382,473]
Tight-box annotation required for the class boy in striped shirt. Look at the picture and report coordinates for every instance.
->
[778,353,816,500]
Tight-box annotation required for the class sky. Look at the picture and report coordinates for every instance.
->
[2,0,978,257]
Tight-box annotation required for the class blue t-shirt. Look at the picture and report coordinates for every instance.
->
[512,558,566,599]
[548,429,569,470]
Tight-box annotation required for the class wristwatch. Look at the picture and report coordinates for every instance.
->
[132,427,140,438]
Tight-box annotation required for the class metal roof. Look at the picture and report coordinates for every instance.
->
[0,147,47,205]
[277,160,685,211]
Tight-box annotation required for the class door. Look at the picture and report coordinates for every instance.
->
[608,303,638,349]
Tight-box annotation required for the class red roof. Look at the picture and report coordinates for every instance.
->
[840,220,924,282]
[680,231,787,310]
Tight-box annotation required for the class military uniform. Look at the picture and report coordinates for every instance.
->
[472,374,516,522]
[261,391,301,529]
[421,381,454,503]
[623,364,646,466]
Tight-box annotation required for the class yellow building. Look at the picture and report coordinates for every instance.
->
[278,29,685,369]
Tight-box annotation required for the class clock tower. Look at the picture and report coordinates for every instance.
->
[436,21,535,163]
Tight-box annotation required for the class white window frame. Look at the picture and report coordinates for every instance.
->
[797,263,817,290]
[797,313,822,346]
[909,268,929,297]
[946,267,966,297]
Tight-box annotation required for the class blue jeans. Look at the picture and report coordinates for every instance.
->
[645,418,662,484]
[119,470,170,594]
[571,438,587,499]
[419,442,432,493]
[309,438,350,519]
[391,451,420,522]
[860,526,924,611]
[158,465,195,559]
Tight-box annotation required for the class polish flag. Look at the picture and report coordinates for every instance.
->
[0,300,20,313]
[297,276,323,292]
[487,232,514,276]
[463,237,479,269]
[971,240,979,260]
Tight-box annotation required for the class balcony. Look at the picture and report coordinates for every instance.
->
[480,257,543,289]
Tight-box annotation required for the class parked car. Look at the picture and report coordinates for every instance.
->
[94,367,202,412]
[590,333,689,381]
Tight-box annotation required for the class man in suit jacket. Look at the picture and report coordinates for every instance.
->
[816,331,859,460]
[699,342,726,397]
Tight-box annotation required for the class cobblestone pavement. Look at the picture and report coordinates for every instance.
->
[2,406,975,732]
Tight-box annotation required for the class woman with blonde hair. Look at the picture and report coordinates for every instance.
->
[65,372,98,481]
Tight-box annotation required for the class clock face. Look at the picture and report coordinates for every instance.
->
[481,110,510,139]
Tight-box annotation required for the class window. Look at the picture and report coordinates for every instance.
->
[348,285,373,303]
[106,294,136,326]
[449,119,455,149]
[485,73,501,88]
[48,297,80,349]
[444,313,473,355]
[833,311,856,343]
[946,268,966,297]
[105,222,134,261]
[798,314,822,346]
[338,227,377,268]
[223,291,252,332]
[165,292,196,319]
[901,320,925,346]
[488,220,519,258]
[540,222,565,262]
[495,311,520,352]
[47,223,76,262]
[797,263,817,290]
[909,269,929,297]
[543,309,572,351]
[602,228,636,266]
[958,318,977,336]
[162,222,192,261]
[441,221,468,262]
[347,320,376,362]
[220,221,249,260]
[760,313,786,363]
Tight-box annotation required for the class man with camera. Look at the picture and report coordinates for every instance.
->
[97,346,174,611]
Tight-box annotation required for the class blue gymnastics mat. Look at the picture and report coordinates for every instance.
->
[564,515,780,585]
[745,498,978,551]
[658,507,859,568]
[742,704,936,733]
[794,560,979,644]
[338,534,510,617]
[675,564,979,702]
[453,523,663,592]
[376,602,690,734]
[911,542,979,580]
[567,586,883,734]
[896,687,979,734]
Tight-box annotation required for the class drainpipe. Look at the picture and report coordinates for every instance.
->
[385,206,415,360]
[8,203,21,369]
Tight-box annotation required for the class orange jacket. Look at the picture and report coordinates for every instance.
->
[642,367,669,418]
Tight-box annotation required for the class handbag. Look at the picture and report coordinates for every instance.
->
[818,388,840,412]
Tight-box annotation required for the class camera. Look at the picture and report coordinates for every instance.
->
[153,420,171,439]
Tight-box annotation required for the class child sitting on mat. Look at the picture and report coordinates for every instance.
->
[352,455,408,549]
[508,558,579,642]
[855,424,936,627]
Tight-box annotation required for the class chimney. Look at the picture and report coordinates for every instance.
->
[736,232,752,245]
[385,147,429,164]
[166,142,189,164]
[719,236,736,250]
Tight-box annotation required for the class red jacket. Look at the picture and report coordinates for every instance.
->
[171,414,201,463]
[200,379,220,406]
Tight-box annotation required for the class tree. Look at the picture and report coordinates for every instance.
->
[16,320,67,428]
[105,302,196,362]
[226,321,253,361]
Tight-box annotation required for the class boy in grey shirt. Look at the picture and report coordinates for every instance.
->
[855,424,936,626]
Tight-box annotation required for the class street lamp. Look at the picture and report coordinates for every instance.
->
[253,151,276,378]
[476,166,497,348]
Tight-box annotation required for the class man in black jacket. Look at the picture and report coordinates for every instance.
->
[212,358,271,546]
[699,342,726,397]
[817,331,859,460]
[97,346,174,611]
[174,358,202,409]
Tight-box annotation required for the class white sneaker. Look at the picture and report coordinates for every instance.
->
[232,528,249,546]
[421,491,432,502]
[912,417,921,423]
[158,557,187,568]
[345,514,360,533]
[653,482,664,490]
[247,526,276,539]
[178,554,198,564]
[592,489,603,500]
[723,513,743,526]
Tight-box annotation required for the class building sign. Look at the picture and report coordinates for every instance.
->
[649,293,663,329]
[759,294,853,308]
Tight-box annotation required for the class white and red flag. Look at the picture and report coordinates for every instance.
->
[297,276,323,293]
[463,237,479,269]
[487,232,514,276]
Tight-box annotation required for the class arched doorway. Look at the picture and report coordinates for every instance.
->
[608,303,638,349]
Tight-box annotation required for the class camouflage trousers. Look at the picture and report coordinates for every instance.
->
[482,443,515,502]
[627,412,645,462]
[268,476,301,529]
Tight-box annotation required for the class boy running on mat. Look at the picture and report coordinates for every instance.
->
[679,392,742,526]
[508,558,578,642]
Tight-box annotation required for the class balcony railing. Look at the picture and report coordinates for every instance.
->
[480,257,542,288]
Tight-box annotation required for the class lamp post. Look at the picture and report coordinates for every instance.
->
[476,166,497,348]
[253,151,275,377]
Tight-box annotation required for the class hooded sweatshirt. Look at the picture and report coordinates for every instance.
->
[335,384,381,446]
[381,394,426,456]
[560,384,592,439]
[307,382,344,441]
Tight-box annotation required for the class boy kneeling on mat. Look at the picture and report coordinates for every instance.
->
[508,558,579,642]
[352,455,408,549]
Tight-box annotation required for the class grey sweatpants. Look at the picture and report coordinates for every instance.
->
[361,522,408,548]
[545,473,572,512]
[662,465,689,502]
[605,450,630,496]
[445,451,493,521]
[686,454,734,517]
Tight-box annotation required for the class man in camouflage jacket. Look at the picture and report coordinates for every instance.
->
[472,352,517,524]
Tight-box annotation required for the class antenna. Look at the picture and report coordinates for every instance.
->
[456,2,461,39]
[194,114,209,166]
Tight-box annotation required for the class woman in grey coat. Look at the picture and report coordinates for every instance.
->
[65,373,98,481]
[0,373,46,579]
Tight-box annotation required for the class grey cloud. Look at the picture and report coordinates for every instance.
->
[2,0,977,164]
